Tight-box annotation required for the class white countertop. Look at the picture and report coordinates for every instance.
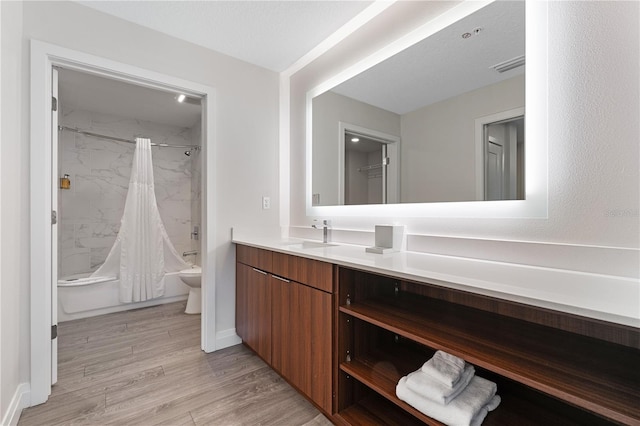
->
[232,232,640,328]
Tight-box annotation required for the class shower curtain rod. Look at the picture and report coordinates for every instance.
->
[58,126,201,150]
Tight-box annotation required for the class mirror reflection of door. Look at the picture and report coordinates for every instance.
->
[484,116,524,200]
[344,131,389,205]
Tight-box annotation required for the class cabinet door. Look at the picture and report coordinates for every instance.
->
[236,262,248,340]
[238,263,272,363]
[271,275,292,377]
[272,275,332,414]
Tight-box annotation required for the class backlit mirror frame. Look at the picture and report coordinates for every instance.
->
[306,0,548,218]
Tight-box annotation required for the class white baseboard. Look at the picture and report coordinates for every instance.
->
[2,383,30,426]
[215,328,241,350]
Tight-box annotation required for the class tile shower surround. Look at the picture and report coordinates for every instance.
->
[58,108,201,277]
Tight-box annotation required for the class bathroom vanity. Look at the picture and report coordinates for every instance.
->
[236,244,334,414]
[234,241,639,425]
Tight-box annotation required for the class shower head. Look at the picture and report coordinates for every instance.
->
[184,150,191,156]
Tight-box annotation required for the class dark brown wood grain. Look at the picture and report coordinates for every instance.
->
[237,246,637,425]
[235,262,248,340]
[236,244,273,272]
[272,251,334,293]
[336,393,429,426]
[338,293,640,424]
[339,265,638,348]
[273,276,333,414]
[236,244,336,417]
[399,278,639,349]
[238,263,272,364]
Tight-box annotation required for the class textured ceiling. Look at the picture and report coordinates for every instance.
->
[331,1,525,115]
[60,1,524,128]
[76,0,373,72]
[61,1,373,128]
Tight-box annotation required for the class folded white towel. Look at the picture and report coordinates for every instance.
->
[421,351,467,388]
[396,375,500,426]
[434,350,466,370]
[469,395,501,426]
[406,365,475,405]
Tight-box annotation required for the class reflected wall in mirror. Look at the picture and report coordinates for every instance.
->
[311,1,525,206]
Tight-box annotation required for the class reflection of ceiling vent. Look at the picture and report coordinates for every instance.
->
[491,55,525,73]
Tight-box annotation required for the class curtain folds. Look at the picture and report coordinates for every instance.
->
[92,138,188,303]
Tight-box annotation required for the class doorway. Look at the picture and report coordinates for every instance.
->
[338,122,400,205]
[484,116,525,200]
[344,131,388,205]
[53,66,204,382]
[30,40,217,405]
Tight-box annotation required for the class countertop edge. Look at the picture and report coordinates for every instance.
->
[232,236,640,329]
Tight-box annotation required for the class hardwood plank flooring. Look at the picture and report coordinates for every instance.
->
[19,301,332,426]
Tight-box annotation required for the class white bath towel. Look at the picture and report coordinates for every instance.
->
[396,375,500,426]
[406,364,475,405]
[434,350,466,370]
[422,351,467,388]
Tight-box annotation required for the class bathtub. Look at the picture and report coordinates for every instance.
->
[57,271,189,322]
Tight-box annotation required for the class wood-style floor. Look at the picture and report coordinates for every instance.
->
[19,301,332,426]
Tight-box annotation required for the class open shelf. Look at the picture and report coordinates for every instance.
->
[340,345,615,425]
[338,394,428,426]
[339,296,640,424]
[340,358,444,425]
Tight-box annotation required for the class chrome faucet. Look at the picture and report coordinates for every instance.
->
[312,219,331,243]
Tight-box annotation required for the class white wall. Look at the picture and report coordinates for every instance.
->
[1,1,279,421]
[1,1,26,423]
[312,91,400,205]
[400,74,524,203]
[289,1,639,286]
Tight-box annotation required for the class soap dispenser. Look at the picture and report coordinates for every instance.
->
[60,174,71,190]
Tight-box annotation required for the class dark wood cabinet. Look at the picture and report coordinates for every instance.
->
[335,267,640,426]
[272,274,332,413]
[236,244,334,416]
[235,261,248,341]
[236,262,271,363]
[237,244,640,425]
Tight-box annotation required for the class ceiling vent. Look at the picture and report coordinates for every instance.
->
[491,55,525,73]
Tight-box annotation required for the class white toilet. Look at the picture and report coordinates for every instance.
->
[179,265,201,314]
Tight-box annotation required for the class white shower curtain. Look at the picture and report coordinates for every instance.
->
[92,138,188,303]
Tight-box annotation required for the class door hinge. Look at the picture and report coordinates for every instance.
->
[51,324,58,340]
[51,210,57,225]
[52,96,58,112]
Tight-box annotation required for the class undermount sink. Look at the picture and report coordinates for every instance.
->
[286,240,338,250]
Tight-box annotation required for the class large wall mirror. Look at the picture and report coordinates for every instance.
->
[310,1,526,208]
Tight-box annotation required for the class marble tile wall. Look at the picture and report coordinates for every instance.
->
[58,108,199,277]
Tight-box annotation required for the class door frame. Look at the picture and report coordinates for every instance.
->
[337,122,400,205]
[474,107,525,200]
[30,40,218,405]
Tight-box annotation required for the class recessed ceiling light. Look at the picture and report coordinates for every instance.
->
[351,137,360,143]
[177,94,186,103]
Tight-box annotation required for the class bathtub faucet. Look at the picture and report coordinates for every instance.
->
[182,250,199,258]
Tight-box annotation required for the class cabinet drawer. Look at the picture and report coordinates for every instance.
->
[272,251,333,293]
[236,244,272,271]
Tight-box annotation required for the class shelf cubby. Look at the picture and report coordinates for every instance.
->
[335,267,639,425]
